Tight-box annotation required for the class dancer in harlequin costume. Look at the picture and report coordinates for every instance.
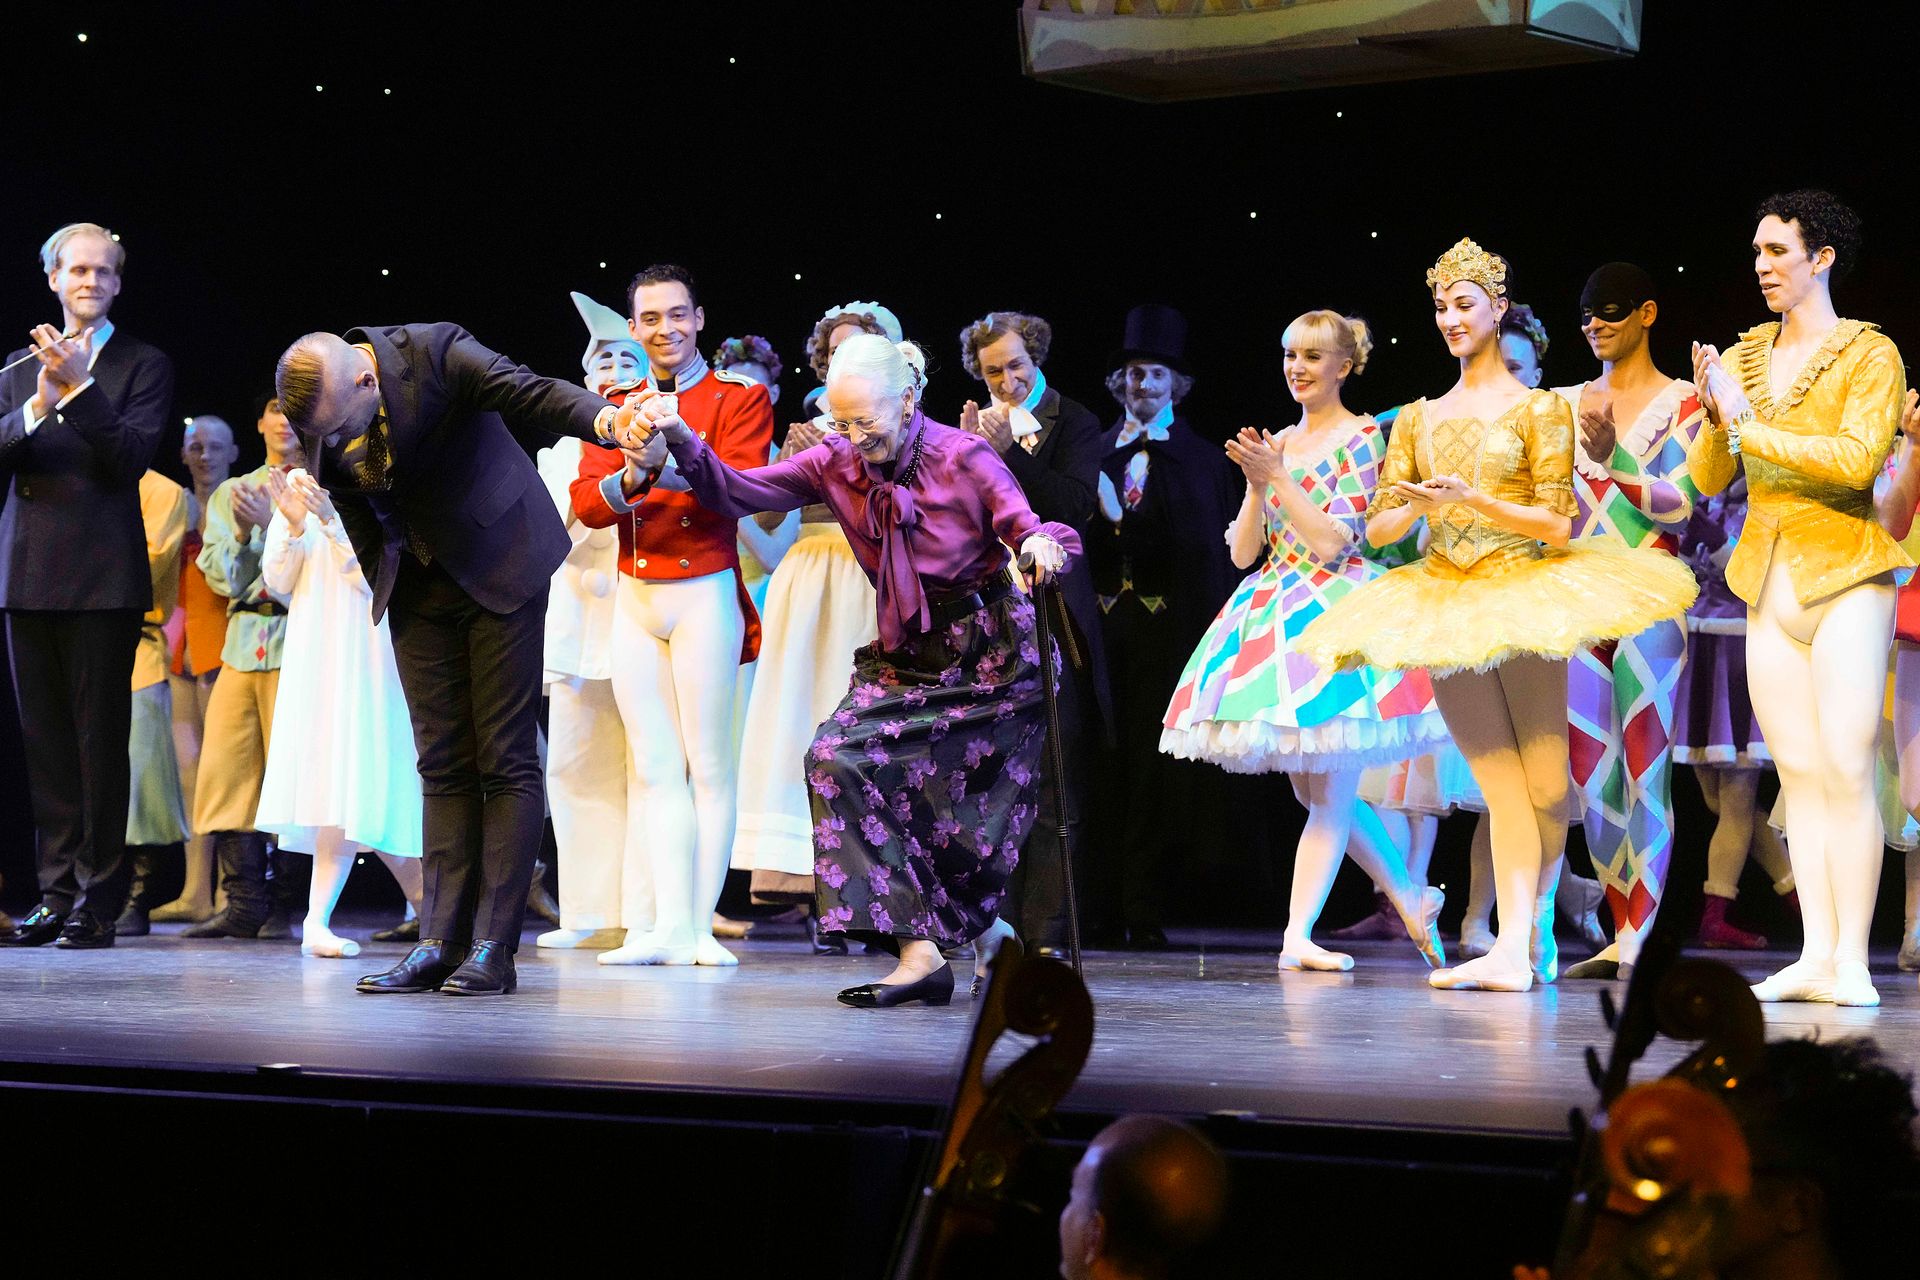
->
[572,264,772,967]
[1689,190,1909,1007]
[1672,475,1799,949]
[1876,419,1920,976]
[533,291,644,951]
[1161,311,1448,971]
[729,306,886,946]
[1299,238,1696,993]
[1551,262,1709,981]
[614,334,1077,1007]
[254,467,424,958]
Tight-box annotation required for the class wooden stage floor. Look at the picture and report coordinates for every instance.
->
[3,922,1914,1136]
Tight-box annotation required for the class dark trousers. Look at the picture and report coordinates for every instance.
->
[386,558,547,951]
[1007,655,1094,944]
[1097,596,1183,929]
[4,608,142,919]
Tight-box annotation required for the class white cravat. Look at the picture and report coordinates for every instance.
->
[994,369,1048,455]
[1113,402,1173,449]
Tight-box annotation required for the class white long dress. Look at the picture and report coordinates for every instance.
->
[255,509,423,858]
[730,520,879,888]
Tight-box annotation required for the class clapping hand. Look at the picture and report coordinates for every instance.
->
[264,467,308,529]
[230,479,274,537]
[1900,389,1920,443]
[288,469,337,523]
[962,400,1014,452]
[1691,342,1749,424]
[1223,427,1287,488]
[786,418,826,453]
[1577,388,1617,465]
[28,323,93,409]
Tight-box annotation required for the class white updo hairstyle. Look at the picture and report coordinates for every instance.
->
[825,332,929,416]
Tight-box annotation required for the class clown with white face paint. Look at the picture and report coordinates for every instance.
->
[532,291,649,951]
[1689,189,1911,1007]
[572,264,773,967]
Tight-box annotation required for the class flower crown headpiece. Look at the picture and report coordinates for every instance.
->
[1426,237,1508,299]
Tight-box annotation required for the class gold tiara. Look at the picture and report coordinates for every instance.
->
[1426,237,1508,298]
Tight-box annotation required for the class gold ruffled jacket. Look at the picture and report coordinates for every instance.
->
[1687,319,1910,606]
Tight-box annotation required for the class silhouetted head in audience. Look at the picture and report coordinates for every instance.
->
[1059,1115,1229,1280]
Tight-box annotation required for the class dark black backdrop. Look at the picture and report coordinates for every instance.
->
[1,2,1911,932]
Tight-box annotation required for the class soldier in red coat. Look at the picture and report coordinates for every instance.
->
[571,264,772,965]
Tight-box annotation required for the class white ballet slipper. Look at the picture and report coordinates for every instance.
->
[1831,961,1879,1008]
[1429,953,1533,992]
[1278,944,1354,973]
[299,926,361,960]
[1750,960,1837,1004]
[694,935,739,967]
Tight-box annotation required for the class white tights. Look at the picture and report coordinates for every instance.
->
[1281,771,1423,968]
[303,828,424,959]
[604,572,745,966]
[1431,655,1570,975]
[1746,554,1893,995]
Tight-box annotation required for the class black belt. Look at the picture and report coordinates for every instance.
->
[233,600,287,617]
[926,574,1015,630]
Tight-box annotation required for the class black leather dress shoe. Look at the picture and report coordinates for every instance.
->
[55,910,115,950]
[370,917,420,944]
[1030,942,1071,962]
[114,902,151,937]
[356,940,466,993]
[0,906,69,948]
[1126,924,1170,951]
[440,940,516,996]
[837,963,955,1008]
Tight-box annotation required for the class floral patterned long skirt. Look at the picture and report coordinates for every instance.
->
[809,591,1050,946]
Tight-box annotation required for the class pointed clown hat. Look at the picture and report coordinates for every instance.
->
[572,290,644,372]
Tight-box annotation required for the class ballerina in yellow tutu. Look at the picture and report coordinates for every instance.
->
[1299,237,1697,992]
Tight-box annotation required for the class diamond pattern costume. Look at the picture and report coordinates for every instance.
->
[1161,419,1446,772]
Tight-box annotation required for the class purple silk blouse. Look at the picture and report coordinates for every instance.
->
[666,413,1080,649]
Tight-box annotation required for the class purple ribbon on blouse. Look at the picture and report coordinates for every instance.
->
[863,415,932,649]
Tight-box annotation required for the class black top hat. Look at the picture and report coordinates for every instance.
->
[1106,303,1191,376]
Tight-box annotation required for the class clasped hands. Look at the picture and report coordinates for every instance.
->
[609,392,691,473]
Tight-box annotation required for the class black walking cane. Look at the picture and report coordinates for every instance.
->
[1018,552,1084,975]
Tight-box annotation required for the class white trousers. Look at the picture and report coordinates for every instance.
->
[547,675,643,931]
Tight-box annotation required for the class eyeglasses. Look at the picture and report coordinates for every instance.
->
[827,416,886,438]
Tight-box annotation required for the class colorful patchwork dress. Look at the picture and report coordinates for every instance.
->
[1160,418,1447,774]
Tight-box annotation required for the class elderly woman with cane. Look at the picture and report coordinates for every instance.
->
[616,333,1079,1007]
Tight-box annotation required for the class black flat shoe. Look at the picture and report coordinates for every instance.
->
[371,918,420,943]
[807,915,847,956]
[0,906,68,948]
[1561,956,1621,981]
[54,909,115,950]
[440,940,517,996]
[837,964,955,1008]
[356,940,466,993]
[114,902,151,937]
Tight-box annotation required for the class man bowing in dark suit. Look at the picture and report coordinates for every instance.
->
[274,325,637,995]
[1,222,172,951]
[959,311,1112,958]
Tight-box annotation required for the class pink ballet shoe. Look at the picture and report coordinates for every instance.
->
[1697,895,1767,950]
[1322,894,1403,942]
[1278,944,1355,973]
[1390,886,1446,969]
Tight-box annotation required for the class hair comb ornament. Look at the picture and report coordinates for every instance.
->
[1426,237,1509,299]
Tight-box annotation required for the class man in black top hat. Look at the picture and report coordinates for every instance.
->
[1085,304,1239,948]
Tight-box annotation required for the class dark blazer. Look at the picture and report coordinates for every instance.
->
[0,330,173,611]
[999,385,1113,735]
[323,324,614,620]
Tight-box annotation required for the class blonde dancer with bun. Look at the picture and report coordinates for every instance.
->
[1161,311,1449,972]
[1300,238,1696,992]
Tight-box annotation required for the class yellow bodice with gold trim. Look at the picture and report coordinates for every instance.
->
[1686,319,1910,606]
[1368,388,1577,578]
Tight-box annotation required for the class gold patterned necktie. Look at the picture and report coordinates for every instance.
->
[348,411,433,564]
